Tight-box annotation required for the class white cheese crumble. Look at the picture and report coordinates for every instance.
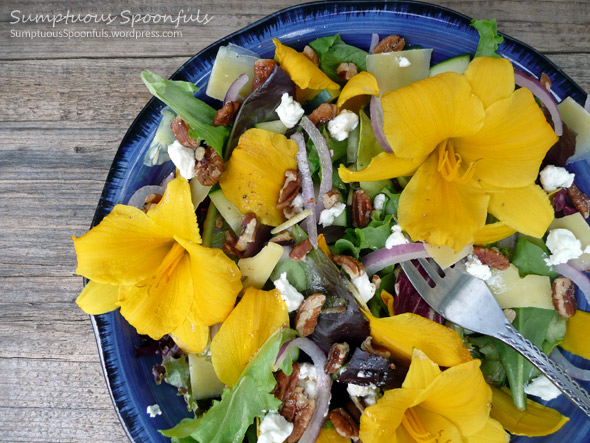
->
[275,93,304,129]
[146,404,162,418]
[319,202,346,227]
[373,193,386,211]
[167,140,196,180]
[539,165,575,192]
[347,383,378,405]
[298,362,319,399]
[273,272,304,312]
[258,411,294,443]
[396,56,411,67]
[352,272,377,304]
[385,224,409,249]
[327,110,359,141]
[465,254,492,281]
[545,228,590,266]
[524,375,562,401]
[290,194,304,214]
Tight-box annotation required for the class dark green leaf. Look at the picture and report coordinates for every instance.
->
[309,34,368,82]
[270,260,307,293]
[542,313,567,354]
[511,236,558,278]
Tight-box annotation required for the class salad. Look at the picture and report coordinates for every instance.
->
[73,18,590,443]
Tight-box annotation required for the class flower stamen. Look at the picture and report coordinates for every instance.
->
[152,242,186,287]
[401,408,436,442]
[437,139,477,184]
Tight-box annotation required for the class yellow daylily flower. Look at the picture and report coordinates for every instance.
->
[360,348,508,443]
[219,128,299,226]
[339,57,557,251]
[337,71,379,111]
[273,38,340,102]
[73,176,242,354]
[560,309,590,358]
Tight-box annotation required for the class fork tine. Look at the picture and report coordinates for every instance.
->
[417,258,443,284]
[400,261,432,294]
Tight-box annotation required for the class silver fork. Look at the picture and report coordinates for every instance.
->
[401,258,590,418]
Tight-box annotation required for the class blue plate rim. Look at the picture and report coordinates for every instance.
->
[86,1,589,442]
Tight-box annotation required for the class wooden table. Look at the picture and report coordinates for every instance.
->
[1,0,588,441]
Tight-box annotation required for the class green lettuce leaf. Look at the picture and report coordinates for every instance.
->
[471,19,504,58]
[141,70,229,155]
[357,111,391,198]
[333,214,397,258]
[309,34,368,82]
[511,236,558,279]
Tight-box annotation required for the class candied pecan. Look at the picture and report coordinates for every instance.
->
[270,230,295,246]
[290,239,313,261]
[322,190,341,210]
[472,246,510,271]
[540,73,552,90]
[274,363,301,401]
[303,45,319,66]
[352,189,373,228]
[333,254,365,279]
[567,183,590,218]
[308,103,338,126]
[194,146,223,186]
[295,293,326,337]
[552,277,577,318]
[223,230,241,258]
[328,408,359,439]
[282,386,306,422]
[325,342,350,375]
[287,400,316,442]
[360,336,391,359]
[235,213,259,252]
[372,34,405,54]
[213,100,240,127]
[371,274,381,290]
[142,193,162,212]
[170,116,199,148]
[345,399,363,422]
[215,216,224,229]
[252,59,275,91]
[277,169,302,210]
[336,62,359,82]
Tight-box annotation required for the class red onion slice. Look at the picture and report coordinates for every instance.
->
[514,70,563,136]
[292,132,318,248]
[553,262,590,305]
[160,171,175,188]
[223,73,249,104]
[275,338,331,443]
[585,95,590,114]
[551,348,590,381]
[370,96,393,153]
[363,243,429,275]
[300,116,333,218]
[127,185,164,209]
[369,33,379,54]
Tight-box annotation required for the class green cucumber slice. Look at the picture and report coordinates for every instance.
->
[254,120,288,134]
[429,54,470,77]
[209,189,243,234]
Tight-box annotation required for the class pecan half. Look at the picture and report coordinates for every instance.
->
[540,72,552,91]
[277,169,301,210]
[333,254,365,279]
[252,59,275,91]
[322,189,341,210]
[308,103,338,126]
[325,342,350,375]
[567,183,590,218]
[270,230,294,246]
[223,230,241,258]
[290,239,313,261]
[472,246,510,271]
[303,45,319,66]
[552,277,577,318]
[170,116,199,148]
[360,336,391,359]
[194,146,223,186]
[287,399,316,442]
[295,293,326,337]
[372,34,405,54]
[274,362,301,402]
[143,193,162,212]
[352,189,373,228]
[235,213,259,252]
[328,408,359,439]
[336,62,358,82]
[213,100,240,127]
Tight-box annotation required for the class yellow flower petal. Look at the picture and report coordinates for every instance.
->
[273,38,340,94]
[402,348,441,390]
[490,386,569,436]
[455,88,558,188]
[380,289,395,316]
[398,154,490,251]
[147,176,201,243]
[316,428,351,443]
[219,128,299,226]
[169,306,210,354]
[337,71,379,111]
[464,57,514,109]
[488,184,554,238]
[366,311,473,367]
[176,236,242,326]
[381,72,485,160]
[73,205,174,285]
[414,359,492,436]
[317,233,333,260]
[118,244,193,339]
[561,309,590,358]
[465,417,510,442]
[76,280,119,315]
[414,406,463,442]
[211,287,288,386]
[474,221,517,246]
[338,152,423,183]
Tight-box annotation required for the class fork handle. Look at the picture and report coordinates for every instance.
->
[498,323,590,418]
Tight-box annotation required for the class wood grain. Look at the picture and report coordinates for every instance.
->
[1,0,588,442]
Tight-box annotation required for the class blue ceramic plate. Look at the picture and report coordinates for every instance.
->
[89,1,590,441]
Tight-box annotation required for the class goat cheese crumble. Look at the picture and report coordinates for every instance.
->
[524,375,562,401]
[298,362,319,399]
[465,254,492,280]
[319,202,346,227]
[258,411,293,443]
[146,403,162,418]
[347,383,378,405]
[328,110,359,141]
[352,272,377,304]
[396,56,411,67]
[373,193,386,211]
[545,228,590,265]
[275,93,304,129]
[273,272,304,312]
[167,140,196,180]
[539,165,575,192]
[385,224,409,249]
